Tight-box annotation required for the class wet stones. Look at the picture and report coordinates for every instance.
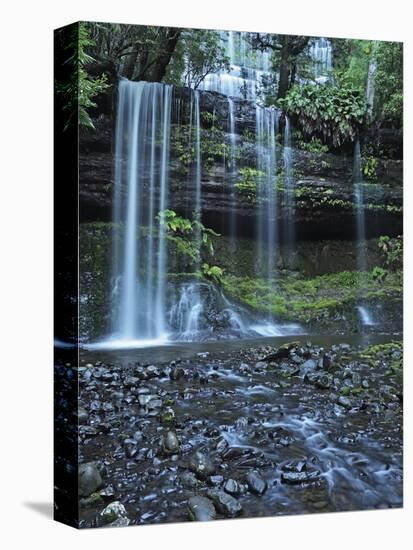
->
[239,363,252,375]
[162,431,180,454]
[123,438,138,458]
[187,496,216,521]
[254,361,267,371]
[216,437,229,455]
[281,470,320,485]
[282,459,307,472]
[246,470,267,495]
[263,341,300,361]
[170,366,186,381]
[314,373,332,390]
[100,501,130,527]
[207,489,243,517]
[337,395,352,409]
[224,478,242,496]
[281,459,320,485]
[301,359,318,373]
[123,376,139,388]
[79,462,103,497]
[208,475,224,486]
[189,451,215,479]
[146,365,161,378]
[181,471,200,489]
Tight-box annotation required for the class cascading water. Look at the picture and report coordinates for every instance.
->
[256,106,279,284]
[353,137,374,326]
[198,31,271,101]
[283,115,296,260]
[228,97,237,249]
[92,31,307,349]
[310,37,332,82]
[111,80,172,345]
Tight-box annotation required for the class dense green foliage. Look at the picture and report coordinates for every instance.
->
[378,236,403,270]
[158,209,220,266]
[166,30,229,88]
[279,83,367,146]
[374,42,403,128]
[235,168,265,202]
[56,22,109,129]
[331,38,402,128]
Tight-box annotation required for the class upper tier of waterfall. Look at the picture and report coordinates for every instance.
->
[197,31,272,102]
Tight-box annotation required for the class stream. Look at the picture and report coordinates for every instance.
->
[72,334,402,526]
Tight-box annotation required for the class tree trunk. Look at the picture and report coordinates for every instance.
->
[146,29,181,82]
[123,48,139,80]
[277,49,290,99]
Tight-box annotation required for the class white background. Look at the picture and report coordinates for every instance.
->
[0,0,411,547]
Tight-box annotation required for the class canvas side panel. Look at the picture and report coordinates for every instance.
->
[54,22,80,528]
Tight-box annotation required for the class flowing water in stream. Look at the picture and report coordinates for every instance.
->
[75,333,402,526]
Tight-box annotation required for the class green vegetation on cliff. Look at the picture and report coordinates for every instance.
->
[222,269,402,323]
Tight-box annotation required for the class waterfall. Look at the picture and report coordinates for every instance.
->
[193,90,202,254]
[256,106,279,284]
[111,80,172,344]
[228,98,237,248]
[366,42,378,123]
[353,137,374,327]
[283,116,295,258]
[310,37,332,82]
[198,30,271,101]
[91,31,305,349]
[169,283,204,339]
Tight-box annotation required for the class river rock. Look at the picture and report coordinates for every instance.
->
[314,373,332,390]
[301,359,318,373]
[189,451,215,479]
[100,501,130,526]
[208,475,224,486]
[146,365,160,378]
[224,478,241,495]
[187,496,216,521]
[79,462,103,497]
[162,431,180,454]
[246,470,267,495]
[282,459,307,472]
[207,489,243,517]
[180,471,200,489]
[281,471,320,484]
[170,367,186,380]
[263,341,299,361]
[322,353,332,369]
[337,395,352,409]
[239,363,252,375]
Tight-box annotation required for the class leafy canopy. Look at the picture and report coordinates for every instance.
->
[279,83,367,146]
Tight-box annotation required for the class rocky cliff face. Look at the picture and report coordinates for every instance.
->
[79,86,402,241]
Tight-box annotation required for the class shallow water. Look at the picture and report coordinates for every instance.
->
[81,332,399,366]
[75,334,402,526]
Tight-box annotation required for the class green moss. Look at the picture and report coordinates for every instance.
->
[355,342,403,375]
[222,269,402,323]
